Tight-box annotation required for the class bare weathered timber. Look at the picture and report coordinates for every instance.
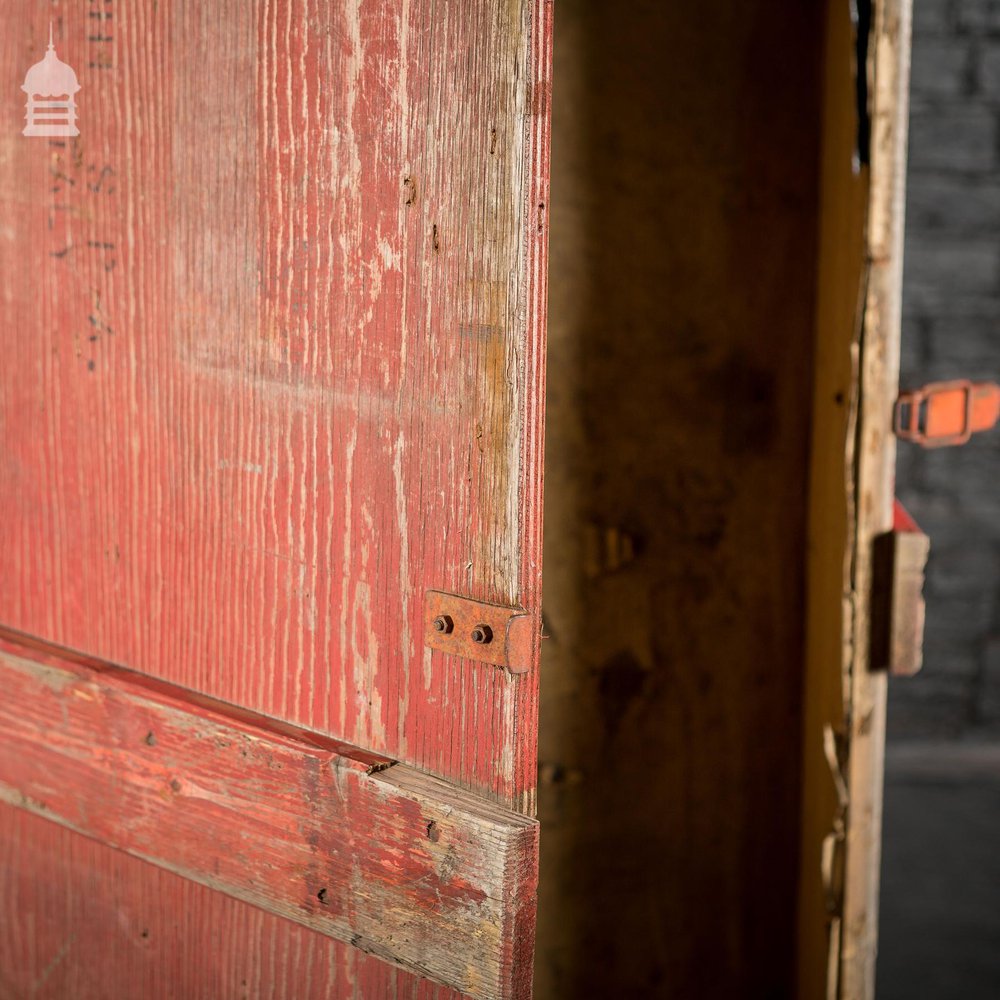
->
[797,1,870,995]
[797,2,914,998]
[841,3,914,996]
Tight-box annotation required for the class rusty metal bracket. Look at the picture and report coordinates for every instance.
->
[894,379,1000,448]
[424,591,535,674]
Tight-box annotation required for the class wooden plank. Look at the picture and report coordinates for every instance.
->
[0,628,538,1000]
[0,803,465,1000]
[537,1,826,995]
[840,2,913,996]
[797,1,869,995]
[1,3,551,995]
[0,0,551,812]
[797,2,915,995]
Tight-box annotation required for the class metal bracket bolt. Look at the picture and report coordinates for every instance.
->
[470,624,493,645]
[432,615,454,634]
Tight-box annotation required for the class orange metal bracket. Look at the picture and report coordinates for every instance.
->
[894,379,1000,448]
[425,591,536,674]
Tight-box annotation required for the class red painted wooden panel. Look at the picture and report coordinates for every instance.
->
[0,0,551,809]
[0,629,538,999]
[0,0,551,995]
[0,803,464,1000]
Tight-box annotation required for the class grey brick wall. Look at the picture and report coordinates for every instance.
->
[890,0,1000,737]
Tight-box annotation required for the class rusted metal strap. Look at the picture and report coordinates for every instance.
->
[425,591,536,674]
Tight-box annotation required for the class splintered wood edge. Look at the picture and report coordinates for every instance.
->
[0,630,538,1000]
[841,1,914,996]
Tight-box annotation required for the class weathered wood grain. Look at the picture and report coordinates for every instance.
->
[797,1,870,995]
[840,2,913,997]
[0,628,538,1000]
[796,2,915,996]
[0,0,551,811]
[0,802,466,1000]
[1,2,550,993]
[537,2,825,996]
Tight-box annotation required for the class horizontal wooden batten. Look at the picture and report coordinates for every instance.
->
[0,627,538,1000]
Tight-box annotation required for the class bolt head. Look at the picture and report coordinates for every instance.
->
[471,624,493,645]
[433,615,454,634]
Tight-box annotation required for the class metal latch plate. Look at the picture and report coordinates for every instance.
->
[424,591,535,674]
